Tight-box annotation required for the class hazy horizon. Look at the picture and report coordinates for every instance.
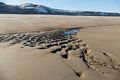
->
[0,0,120,13]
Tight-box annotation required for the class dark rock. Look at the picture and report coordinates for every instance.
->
[50,48,57,53]
[46,43,53,48]
[61,54,68,59]
[61,45,66,49]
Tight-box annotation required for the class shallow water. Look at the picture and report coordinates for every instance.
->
[64,28,80,35]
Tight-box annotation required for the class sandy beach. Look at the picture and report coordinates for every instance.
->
[0,14,120,80]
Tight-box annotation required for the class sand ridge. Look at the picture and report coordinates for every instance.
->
[0,28,120,80]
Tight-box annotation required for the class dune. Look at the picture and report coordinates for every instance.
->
[0,14,120,80]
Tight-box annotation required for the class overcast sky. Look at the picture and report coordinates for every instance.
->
[0,0,120,13]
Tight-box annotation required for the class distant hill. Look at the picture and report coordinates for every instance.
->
[0,2,120,16]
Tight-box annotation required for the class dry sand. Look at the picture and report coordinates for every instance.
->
[0,14,120,80]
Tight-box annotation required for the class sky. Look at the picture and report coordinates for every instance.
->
[0,0,120,13]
